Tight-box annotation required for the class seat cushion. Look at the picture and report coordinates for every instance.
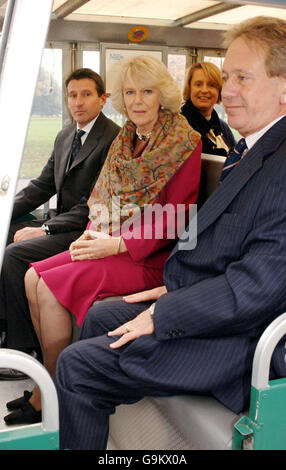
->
[108,395,244,450]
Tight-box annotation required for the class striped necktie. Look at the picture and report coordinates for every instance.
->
[220,138,247,182]
[69,129,85,168]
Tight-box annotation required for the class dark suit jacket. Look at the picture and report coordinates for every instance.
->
[120,116,286,414]
[12,112,120,234]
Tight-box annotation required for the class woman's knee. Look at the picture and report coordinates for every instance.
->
[36,277,56,308]
[24,267,40,300]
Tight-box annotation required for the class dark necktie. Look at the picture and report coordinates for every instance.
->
[69,129,85,168]
[220,138,247,182]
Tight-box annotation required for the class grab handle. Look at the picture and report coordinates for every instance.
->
[0,349,58,432]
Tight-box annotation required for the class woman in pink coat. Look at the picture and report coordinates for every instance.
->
[4,55,201,425]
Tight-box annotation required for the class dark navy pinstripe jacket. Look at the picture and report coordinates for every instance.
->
[120,116,286,414]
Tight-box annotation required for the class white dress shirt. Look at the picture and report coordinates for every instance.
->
[76,115,99,145]
[245,114,286,150]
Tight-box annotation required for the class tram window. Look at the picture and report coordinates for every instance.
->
[18,48,62,190]
[168,54,187,91]
[102,98,126,127]
[82,50,100,73]
[83,50,125,128]
[204,55,224,70]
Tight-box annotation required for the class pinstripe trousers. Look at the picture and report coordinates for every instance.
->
[55,300,176,450]
[55,300,258,450]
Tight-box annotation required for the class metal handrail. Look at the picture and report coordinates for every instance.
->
[251,312,286,390]
[0,349,58,433]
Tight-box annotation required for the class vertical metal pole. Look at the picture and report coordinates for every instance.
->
[0,0,53,268]
[0,0,15,72]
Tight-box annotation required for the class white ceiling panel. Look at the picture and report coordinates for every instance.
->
[64,0,221,25]
[194,4,286,25]
[60,0,286,30]
[66,0,218,20]
[1,1,286,34]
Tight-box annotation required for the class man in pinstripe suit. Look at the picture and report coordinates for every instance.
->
[55,16,286,449]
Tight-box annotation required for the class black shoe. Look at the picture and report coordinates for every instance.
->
[6,390,33,411]
[4,401,41,425]
[0,368,28,380]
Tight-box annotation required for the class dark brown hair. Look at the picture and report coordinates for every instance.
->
[65,68,105,96]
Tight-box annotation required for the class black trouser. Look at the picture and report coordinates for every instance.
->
[0,219,82,351]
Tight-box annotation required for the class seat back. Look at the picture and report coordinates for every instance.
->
[197,153,225,208]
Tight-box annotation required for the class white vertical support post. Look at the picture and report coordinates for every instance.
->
[0,0,53,268]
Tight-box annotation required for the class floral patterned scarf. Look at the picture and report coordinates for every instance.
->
[87,108,200,233]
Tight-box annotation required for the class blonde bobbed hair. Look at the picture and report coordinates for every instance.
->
[110,55,182,117]
[183,62,223,104]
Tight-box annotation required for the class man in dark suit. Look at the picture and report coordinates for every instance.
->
[55,16,286,450]
[0,68,120,367]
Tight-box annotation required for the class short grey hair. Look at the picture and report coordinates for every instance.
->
[223,16,286,78]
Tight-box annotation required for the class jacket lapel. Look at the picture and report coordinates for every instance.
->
[171,115,286,256]
[57,124,77,187]
[67,112,106,172]
[196,142,263,237]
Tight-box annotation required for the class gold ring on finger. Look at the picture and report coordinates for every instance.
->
[125,324,130,333]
